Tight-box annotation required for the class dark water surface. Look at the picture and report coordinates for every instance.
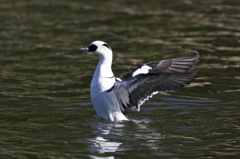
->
[1,0,240,158]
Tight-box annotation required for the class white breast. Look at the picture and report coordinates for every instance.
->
[90,83,128,121]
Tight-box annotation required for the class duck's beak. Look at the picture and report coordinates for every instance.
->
[79,47,89,52]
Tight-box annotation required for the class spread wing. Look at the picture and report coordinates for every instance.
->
[113,70,199,113]
[112,53,200,117]
[119,53,199,81]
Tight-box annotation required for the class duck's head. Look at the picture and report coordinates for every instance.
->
[79,41,112,57]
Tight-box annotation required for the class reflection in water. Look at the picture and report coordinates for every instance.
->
[88,136,122,153]
[86,155,114,159]
[81,120,124,158]
[82,116,165,158]
[86,121,124,154]
[81,97,220,158]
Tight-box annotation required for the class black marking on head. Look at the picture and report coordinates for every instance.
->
[88,44,98,52]
[103,43,112,50]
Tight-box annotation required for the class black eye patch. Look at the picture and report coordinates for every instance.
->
[103,43,112,50]
[88,44,98,52]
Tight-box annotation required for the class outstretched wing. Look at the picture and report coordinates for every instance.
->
[114,71,199,112]
[119,53,199,81]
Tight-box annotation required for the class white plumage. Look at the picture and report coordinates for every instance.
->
[80,40,199,121]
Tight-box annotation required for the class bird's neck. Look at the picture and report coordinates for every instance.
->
[97,55,114,77]
[91,55,115,91]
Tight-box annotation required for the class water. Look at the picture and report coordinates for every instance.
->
[1,0,240,158]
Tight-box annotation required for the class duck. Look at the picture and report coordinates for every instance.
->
[79,40,199,121]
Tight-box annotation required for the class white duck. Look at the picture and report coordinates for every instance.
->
[80,41,199,121]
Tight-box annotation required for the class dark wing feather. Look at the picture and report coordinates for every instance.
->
[119,53,199,81]
[114,70,199,112]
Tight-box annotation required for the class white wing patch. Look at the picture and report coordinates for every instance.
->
[132,65,152,77]
[116,77,122,82]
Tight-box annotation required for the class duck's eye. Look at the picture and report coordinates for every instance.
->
[103,43,112,50]
[88,44,98,52]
